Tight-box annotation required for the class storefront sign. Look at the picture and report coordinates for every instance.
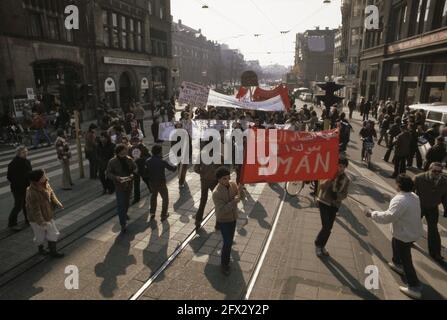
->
[141,77,149,89]
[386,76,398,82]
[104,56,152,67]
[403,76,418,82]
[105,77,116,92]
[388,29,447,54]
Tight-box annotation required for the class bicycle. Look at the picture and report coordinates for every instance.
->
[362,137,375,169]
[285,180,318,197]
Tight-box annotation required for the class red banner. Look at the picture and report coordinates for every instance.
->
[240,129,339,184]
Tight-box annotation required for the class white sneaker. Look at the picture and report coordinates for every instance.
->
[399,286,422,300]
[315,246,330,257]
[388,262,405,275]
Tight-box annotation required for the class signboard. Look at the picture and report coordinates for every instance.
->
[141,77,149,89]
[13,98,34,118]
[207,89,286,112]
[388,29,447,54]
[172,68,180,77]
[105,77,116,92]
[104,56,152,67]
[178,81,210,107]
[26,88,35,100]
[241,71,259,87]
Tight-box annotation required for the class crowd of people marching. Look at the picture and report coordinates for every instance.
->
[4,94,447,297]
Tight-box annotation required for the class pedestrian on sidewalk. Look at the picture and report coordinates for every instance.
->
[26,169,65,258]
[363,100,371,121]
[424,136,447,171]
[31,112,52,149]
[315,158,350,257]
[391,124,411,178]
[107,144,137,233]
[55,129,73,190]
[366,174,424,299]
[7,146,32,230]
[130,136,151,204]
[145,145,177,221]
[338,113,353,153]
[348,99,356,120]
[407,123,423,169]
[97,132,116,194]
[133,103,146,137]
[378,114,390,147]
[152,117,162,143]
[212,167,241,276]
[85,124,99,179]
[414,163,447,263]
[171,122,190,189]
[384,117,402,162]
[194,159,220,231]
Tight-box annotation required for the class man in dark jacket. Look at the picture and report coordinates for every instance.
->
[7,147,32,230]
[407,124,423,169]
[348,99,356,120]
[363,100,371,121]
[145,145,177,220]
[384,117,402,162]
[151,117,162,143]
[414,163,447,262]
[130,136,151,204]
[97,132,116,194]
[392,125,411,178]
[107,144,137,233]
[424,136,447,171]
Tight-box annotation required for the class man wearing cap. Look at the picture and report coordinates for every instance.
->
[212,167,240,276]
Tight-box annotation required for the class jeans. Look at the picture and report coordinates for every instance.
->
[178,164,188,186]
[384,143,394,162]
[116,189,131,227]
[195,179,218,225]
[363,112,369,121]
[315,202,338,248]
[33,128,52,148]
[421,207,441,257]
[393,156,407,176]
[378,131,389,147]
[8,190,28,227]
[392,237,420,287]
[219,221,237,266]
[149,182,169,217]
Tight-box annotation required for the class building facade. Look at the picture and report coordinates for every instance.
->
[359,0,447,105]
[333,0,364,101]
[172,20,221,88]
[0,0,173,118]
[294,27,337,89]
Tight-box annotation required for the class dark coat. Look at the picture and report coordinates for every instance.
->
[394,131,411,157]
[7,156,32,193]
[97,141,116,169]
[414,172,447,209]
[144,155,176,184]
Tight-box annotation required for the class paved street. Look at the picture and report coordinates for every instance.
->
[0,104,445,300]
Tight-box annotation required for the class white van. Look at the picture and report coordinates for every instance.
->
[408,103,447,128]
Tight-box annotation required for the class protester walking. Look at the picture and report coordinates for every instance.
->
[85,124,98,179]
[129,136,151,204]
[424,136,447,171]
[212,167,241,276]
[97,132,116,194]
[414,163,447,263]
[107,144,137,233]
[366,174,423,299]
[134,103,146,137]
[31,113,52,149]
[55,130,73,190]
[391,125,411,178]
[145,145,177,221]
[26,169,65,258]
[7,147,32,230]
[315,158,350,257]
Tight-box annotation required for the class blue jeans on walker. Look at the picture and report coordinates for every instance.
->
[116,190,131,227]
[33,128,51,148]
[218,221,237,267]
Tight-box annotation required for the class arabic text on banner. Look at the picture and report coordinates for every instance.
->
[240,129,340,184]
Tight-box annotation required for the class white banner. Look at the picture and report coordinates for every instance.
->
[207,89,286,112]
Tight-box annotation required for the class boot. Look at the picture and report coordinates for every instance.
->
[38,245,49,255]
[48,241,64,258]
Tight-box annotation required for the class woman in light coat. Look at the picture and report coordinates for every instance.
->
[26,170,64,258]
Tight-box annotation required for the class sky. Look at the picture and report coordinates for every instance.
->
[171,0,342,67]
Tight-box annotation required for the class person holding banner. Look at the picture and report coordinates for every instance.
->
[315,158,350,258]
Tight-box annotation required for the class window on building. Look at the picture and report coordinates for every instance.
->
[47,16,60,40]
[112,13,119,48]
[136,21,143,51]
[432,0,447,29]
[148,0,153,15]
[128,18,135,50]
[121,16,127,49]
[103,10,110,47]
[29,12,44,38]
[160,0,165,19]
